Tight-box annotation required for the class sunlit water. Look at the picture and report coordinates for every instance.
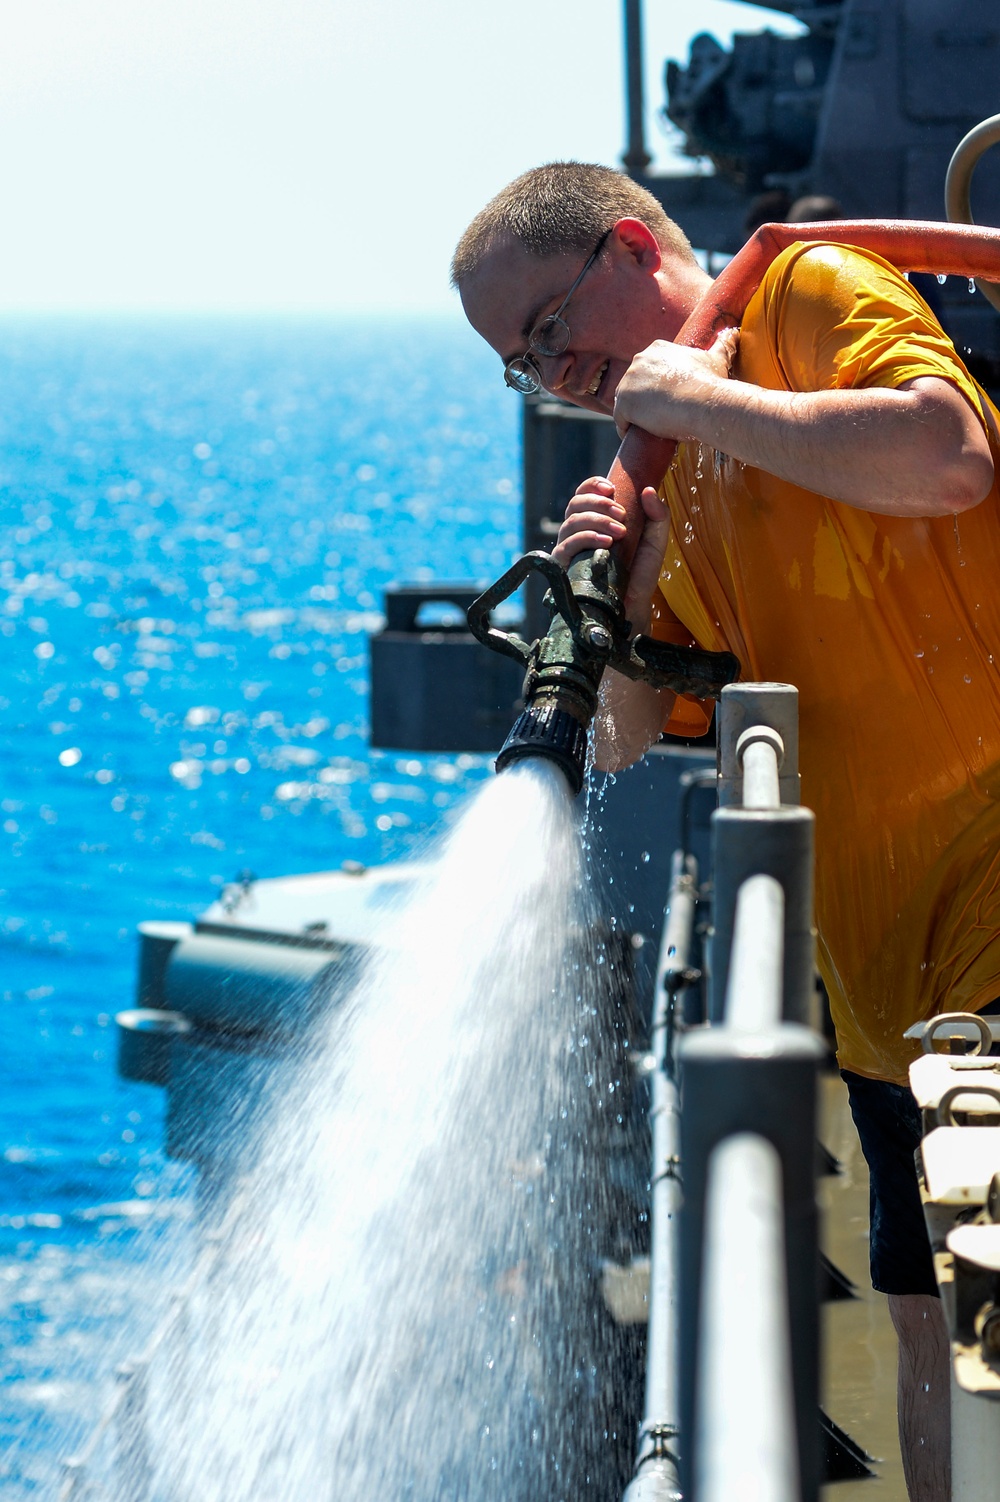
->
[122,762,632,1500]
[0,316,532,1490]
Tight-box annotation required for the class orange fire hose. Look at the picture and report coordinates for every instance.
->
[607,218,1000,569]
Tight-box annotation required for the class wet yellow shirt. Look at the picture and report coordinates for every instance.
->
[656,242,1000,1082]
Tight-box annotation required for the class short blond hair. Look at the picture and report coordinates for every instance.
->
[451,161,696,287]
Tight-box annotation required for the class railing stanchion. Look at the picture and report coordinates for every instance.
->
[696,1134,800,1502]
[680,681,822,1502]
[623,851,697,1501]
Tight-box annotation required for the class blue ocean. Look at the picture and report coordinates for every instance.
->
[0,317,519,1492]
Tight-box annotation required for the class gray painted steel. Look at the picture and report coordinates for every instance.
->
[696,1135,801,1502]
[724,875,785,1032]
[163,931,357,1037]
[709,805,815,1026]
[718,684,800,809]
[623,853,696,1501]
[116,1008,192,1087]
[135,921,193,1010]
[679,1023,824,1502]
[166,1028,302,1172]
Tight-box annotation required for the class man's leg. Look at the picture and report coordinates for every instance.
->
[841,1071,949,1501]
[887,1292,951,1502]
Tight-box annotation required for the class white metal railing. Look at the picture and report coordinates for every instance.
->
[626,683,823,1502]
[725,873,784,1032]
[696,1133,800,1502]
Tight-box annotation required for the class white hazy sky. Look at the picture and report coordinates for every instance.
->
[0,1,799,313]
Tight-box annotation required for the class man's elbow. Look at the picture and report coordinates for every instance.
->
[936,448,994,513]
[904,379,995,513]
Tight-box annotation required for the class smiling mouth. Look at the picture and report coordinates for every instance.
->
[585,360,609,398]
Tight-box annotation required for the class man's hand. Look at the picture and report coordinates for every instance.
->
[552,478,670,634]
[613,328,740,441]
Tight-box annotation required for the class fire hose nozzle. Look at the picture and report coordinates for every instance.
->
[495,703,591,796]
[468,547,739,795]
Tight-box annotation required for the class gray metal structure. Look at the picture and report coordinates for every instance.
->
[645,0,1000,380]
[679,686,824,1502]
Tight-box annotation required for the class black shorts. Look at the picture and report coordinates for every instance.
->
[841,1000,1000,1297]
[841,1069,937,1296]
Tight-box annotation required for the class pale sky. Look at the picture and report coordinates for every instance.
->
[0,1,800,313]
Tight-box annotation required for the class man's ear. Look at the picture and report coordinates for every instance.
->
[609,218,662,272]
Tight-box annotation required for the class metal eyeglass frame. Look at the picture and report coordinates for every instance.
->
[503,228,612,395]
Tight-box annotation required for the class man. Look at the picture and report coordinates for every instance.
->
[452,161,1000,1502]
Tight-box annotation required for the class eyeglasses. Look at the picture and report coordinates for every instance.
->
[504,228,612,395]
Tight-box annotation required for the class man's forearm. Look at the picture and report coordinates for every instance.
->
[685,378,992,516]
[591,671,674,772]
[614,342,995,517]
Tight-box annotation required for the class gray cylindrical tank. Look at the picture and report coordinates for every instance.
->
[136,921,194,1009]
[116,1007,192,1086]
[163,931,360,1037]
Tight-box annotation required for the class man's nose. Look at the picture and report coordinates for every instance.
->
[537,347,573,395]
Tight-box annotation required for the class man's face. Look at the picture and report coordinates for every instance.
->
[459,221,703,415]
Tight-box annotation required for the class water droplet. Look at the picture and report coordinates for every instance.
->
[964,674,972,683]
[969,279,977,295]
[915,650,924,658]
[936,273,947,285]
[640,850,651,863]
[903,270,910,281]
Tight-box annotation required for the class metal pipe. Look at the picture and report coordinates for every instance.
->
[738,728,783,810]
[622,0,652,174]
[945,113,1000,313]
[623,851,697,1502]
[709,689,814,1027]
[695,1134,801,1502]
[718,685,800,810]
[725,875,784,1032]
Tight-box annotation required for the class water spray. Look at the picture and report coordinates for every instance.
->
[469,218,1000,796]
